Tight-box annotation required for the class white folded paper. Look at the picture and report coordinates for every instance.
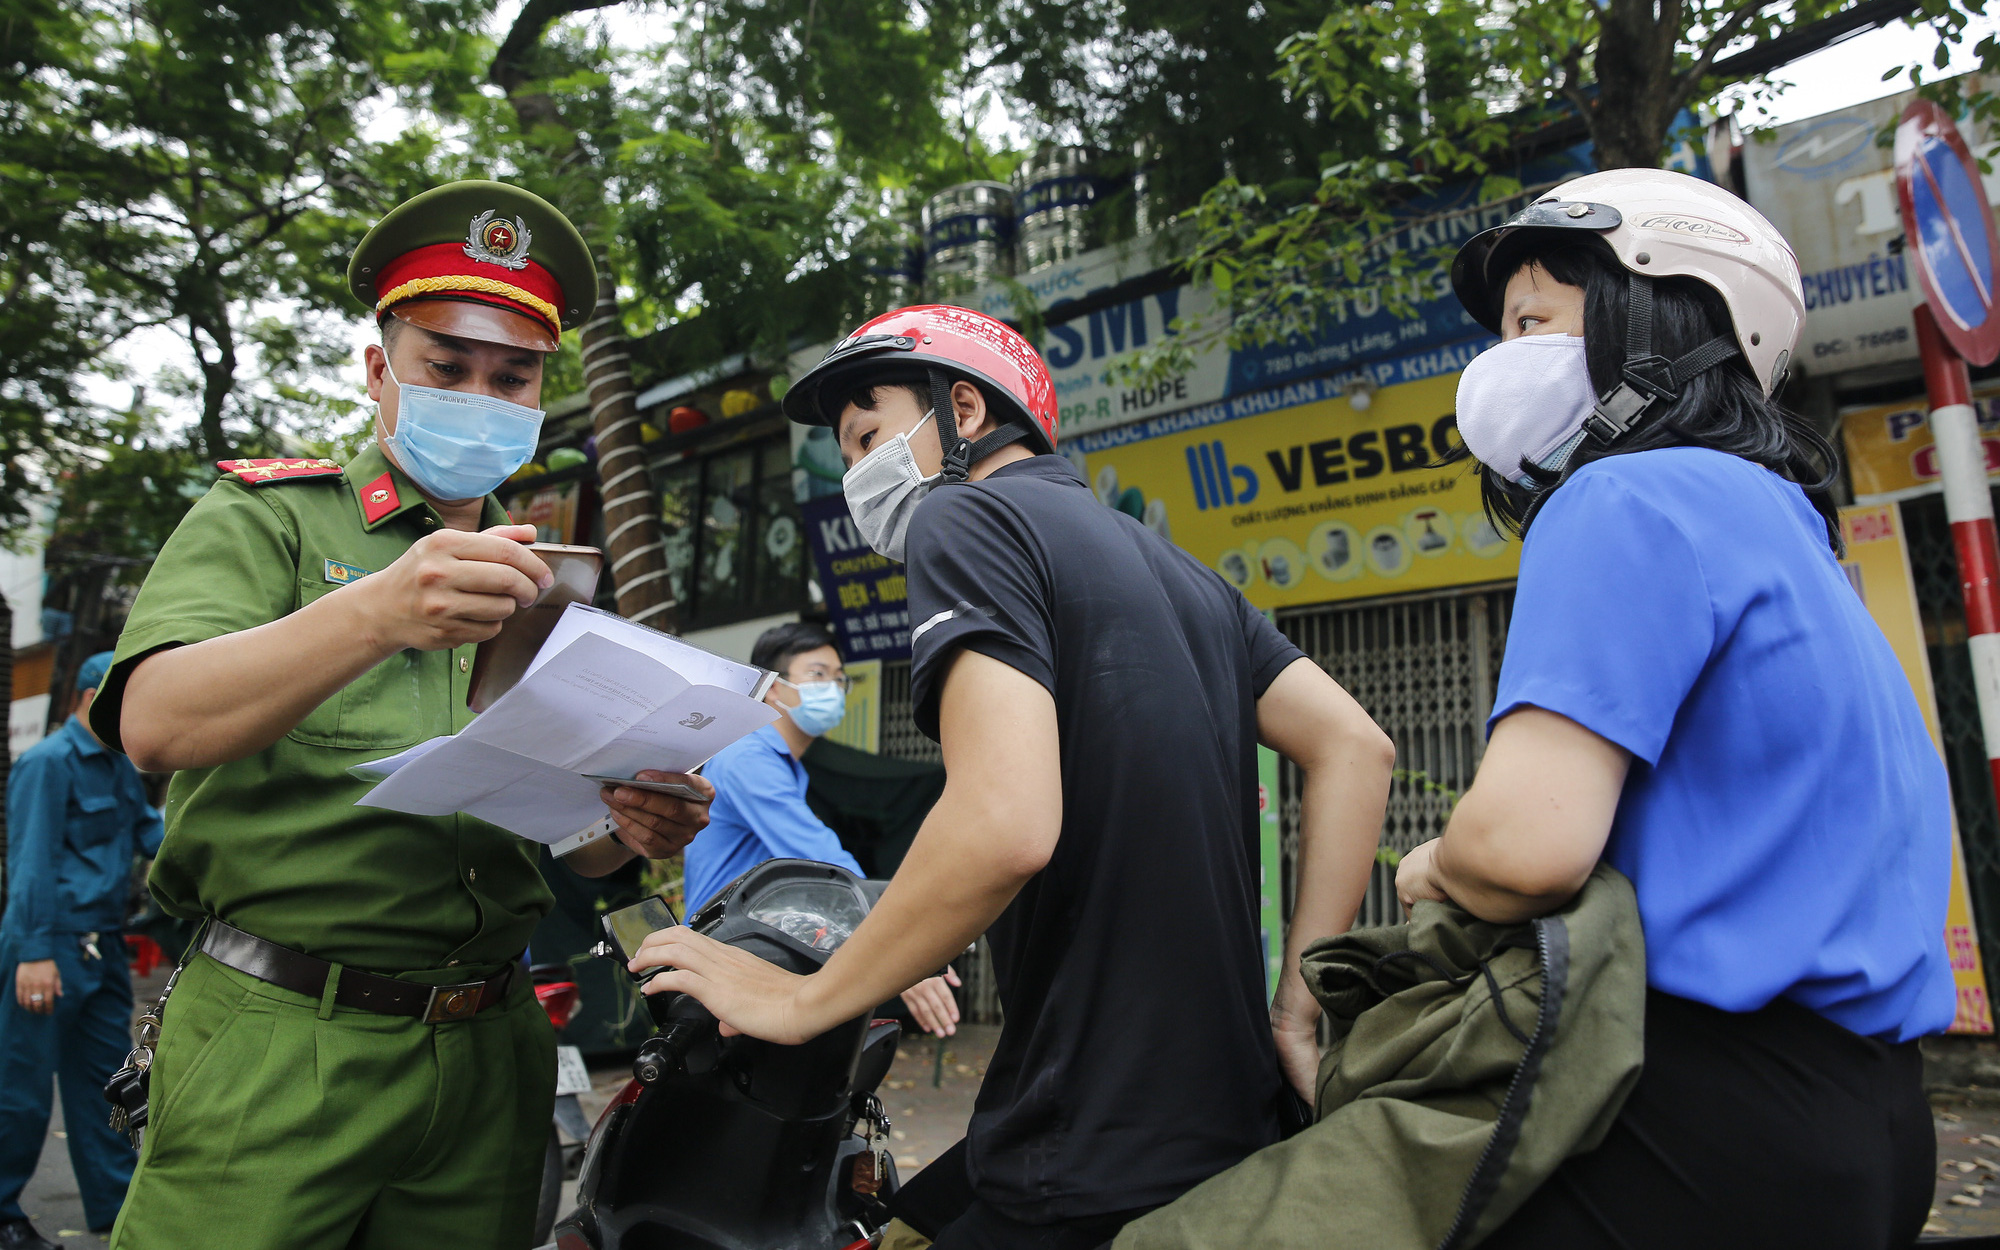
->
[352,607,778,843]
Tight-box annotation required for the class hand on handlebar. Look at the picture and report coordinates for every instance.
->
[629,925,821,1046]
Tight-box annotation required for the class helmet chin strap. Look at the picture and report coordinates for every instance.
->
[1580,273,1742,449]
[929,367,1031,483]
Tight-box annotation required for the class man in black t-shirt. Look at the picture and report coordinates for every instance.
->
[628,306,1395,1250]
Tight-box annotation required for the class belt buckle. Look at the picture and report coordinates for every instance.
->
[422,981,486,1024]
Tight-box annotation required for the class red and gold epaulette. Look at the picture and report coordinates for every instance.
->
[216,458,344,486]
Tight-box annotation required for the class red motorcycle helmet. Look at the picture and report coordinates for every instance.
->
[783,305,1058,480]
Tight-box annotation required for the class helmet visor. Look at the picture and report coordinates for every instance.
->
[783,333,925,427]
[1451,200,1624,332]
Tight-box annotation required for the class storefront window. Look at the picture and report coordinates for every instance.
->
[752,446,804,604]
[657,459,700,611]
[698,448,757,619]
[653,432,807,629]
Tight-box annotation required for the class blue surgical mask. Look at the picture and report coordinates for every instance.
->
[379,357,545,501]
[781,679,847,737]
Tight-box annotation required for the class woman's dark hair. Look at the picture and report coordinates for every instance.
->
[751,621,840,675]
[1460,241,1842,553]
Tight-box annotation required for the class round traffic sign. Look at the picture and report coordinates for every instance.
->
[1896,98,2000,365]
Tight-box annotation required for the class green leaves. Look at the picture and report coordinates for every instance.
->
[0,0,489,552]
[461,0,1008,379]
[1119,0,2000,379]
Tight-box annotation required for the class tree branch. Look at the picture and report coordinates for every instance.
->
[489,0,626,95]
[1680,0,1776,93]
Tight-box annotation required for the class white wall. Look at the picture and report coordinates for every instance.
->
[0,535,45,650]
[682,611,799,665]
[4,499,52,755]
[10,693,49,759]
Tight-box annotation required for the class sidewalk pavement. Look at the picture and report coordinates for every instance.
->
[1928,1091,2000,1237]
[15,1096,109,1250]
[873,1022,997,1176]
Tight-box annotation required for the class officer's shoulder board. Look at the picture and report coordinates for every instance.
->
[216,458,345,487]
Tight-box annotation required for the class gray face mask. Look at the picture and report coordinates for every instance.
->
[841,409,941,562]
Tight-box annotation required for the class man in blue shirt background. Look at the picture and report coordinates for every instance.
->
[686,623,960,1036]
[0,651,165,1250]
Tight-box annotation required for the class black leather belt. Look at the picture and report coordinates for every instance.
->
[200,921,515,1024]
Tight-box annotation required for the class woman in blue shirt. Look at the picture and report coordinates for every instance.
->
[1396,169,1954,1247]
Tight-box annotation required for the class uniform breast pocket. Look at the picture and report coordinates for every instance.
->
[287,580,425,750]
[68,791,120,847]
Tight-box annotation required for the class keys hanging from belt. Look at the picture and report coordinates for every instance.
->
[80,931,101,961]
[106,955,184,1150]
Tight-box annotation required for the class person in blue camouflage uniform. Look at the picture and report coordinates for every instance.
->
[0,652,164,1250]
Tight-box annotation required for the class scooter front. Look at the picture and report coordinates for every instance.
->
[553,860,904,1250]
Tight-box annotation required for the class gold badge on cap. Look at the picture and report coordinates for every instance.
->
[464,209,533,271]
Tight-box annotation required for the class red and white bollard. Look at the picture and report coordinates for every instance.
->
[1916,305,2000,802]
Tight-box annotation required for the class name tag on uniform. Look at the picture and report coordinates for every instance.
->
[324,558,370,584]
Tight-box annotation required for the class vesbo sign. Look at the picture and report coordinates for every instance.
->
[1182,417,1458,512]
[1073,370,1517,611]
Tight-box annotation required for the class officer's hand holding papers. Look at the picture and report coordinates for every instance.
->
[351,602,778,844]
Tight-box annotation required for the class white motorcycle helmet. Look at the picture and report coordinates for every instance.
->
[1451,168,1806,447]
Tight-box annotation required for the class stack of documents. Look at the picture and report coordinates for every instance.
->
[353,604,779,843]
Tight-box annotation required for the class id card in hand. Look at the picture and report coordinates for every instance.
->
[583,774,708,802]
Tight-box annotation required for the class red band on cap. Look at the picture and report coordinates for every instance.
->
[372,242,564,336]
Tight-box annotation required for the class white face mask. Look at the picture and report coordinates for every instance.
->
[1453,334,1600,485]
[842,410,941,563]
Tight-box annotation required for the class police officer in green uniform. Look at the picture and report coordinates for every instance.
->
[88,181,713,1250]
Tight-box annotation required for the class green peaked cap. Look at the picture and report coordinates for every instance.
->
[347,180,597,332]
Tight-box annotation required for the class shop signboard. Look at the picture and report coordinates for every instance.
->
[800,493,910,662]
[977,156,1592,443]
[1741,76,2000,375]
[781,127,1747,500]
[1071,355,1518,611]
[1840,383,2000,502]
[770,144,1598,454]
[1838,502,1993,1033]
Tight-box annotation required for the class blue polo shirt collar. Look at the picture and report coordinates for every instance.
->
[752,722,793,758]
[61,714,106,758]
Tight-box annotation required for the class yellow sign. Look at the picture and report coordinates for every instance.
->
[1839,503,1993,1034]
[820,659,881,754]
[1841,386,2000,502]
[1076,373,1517,611]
